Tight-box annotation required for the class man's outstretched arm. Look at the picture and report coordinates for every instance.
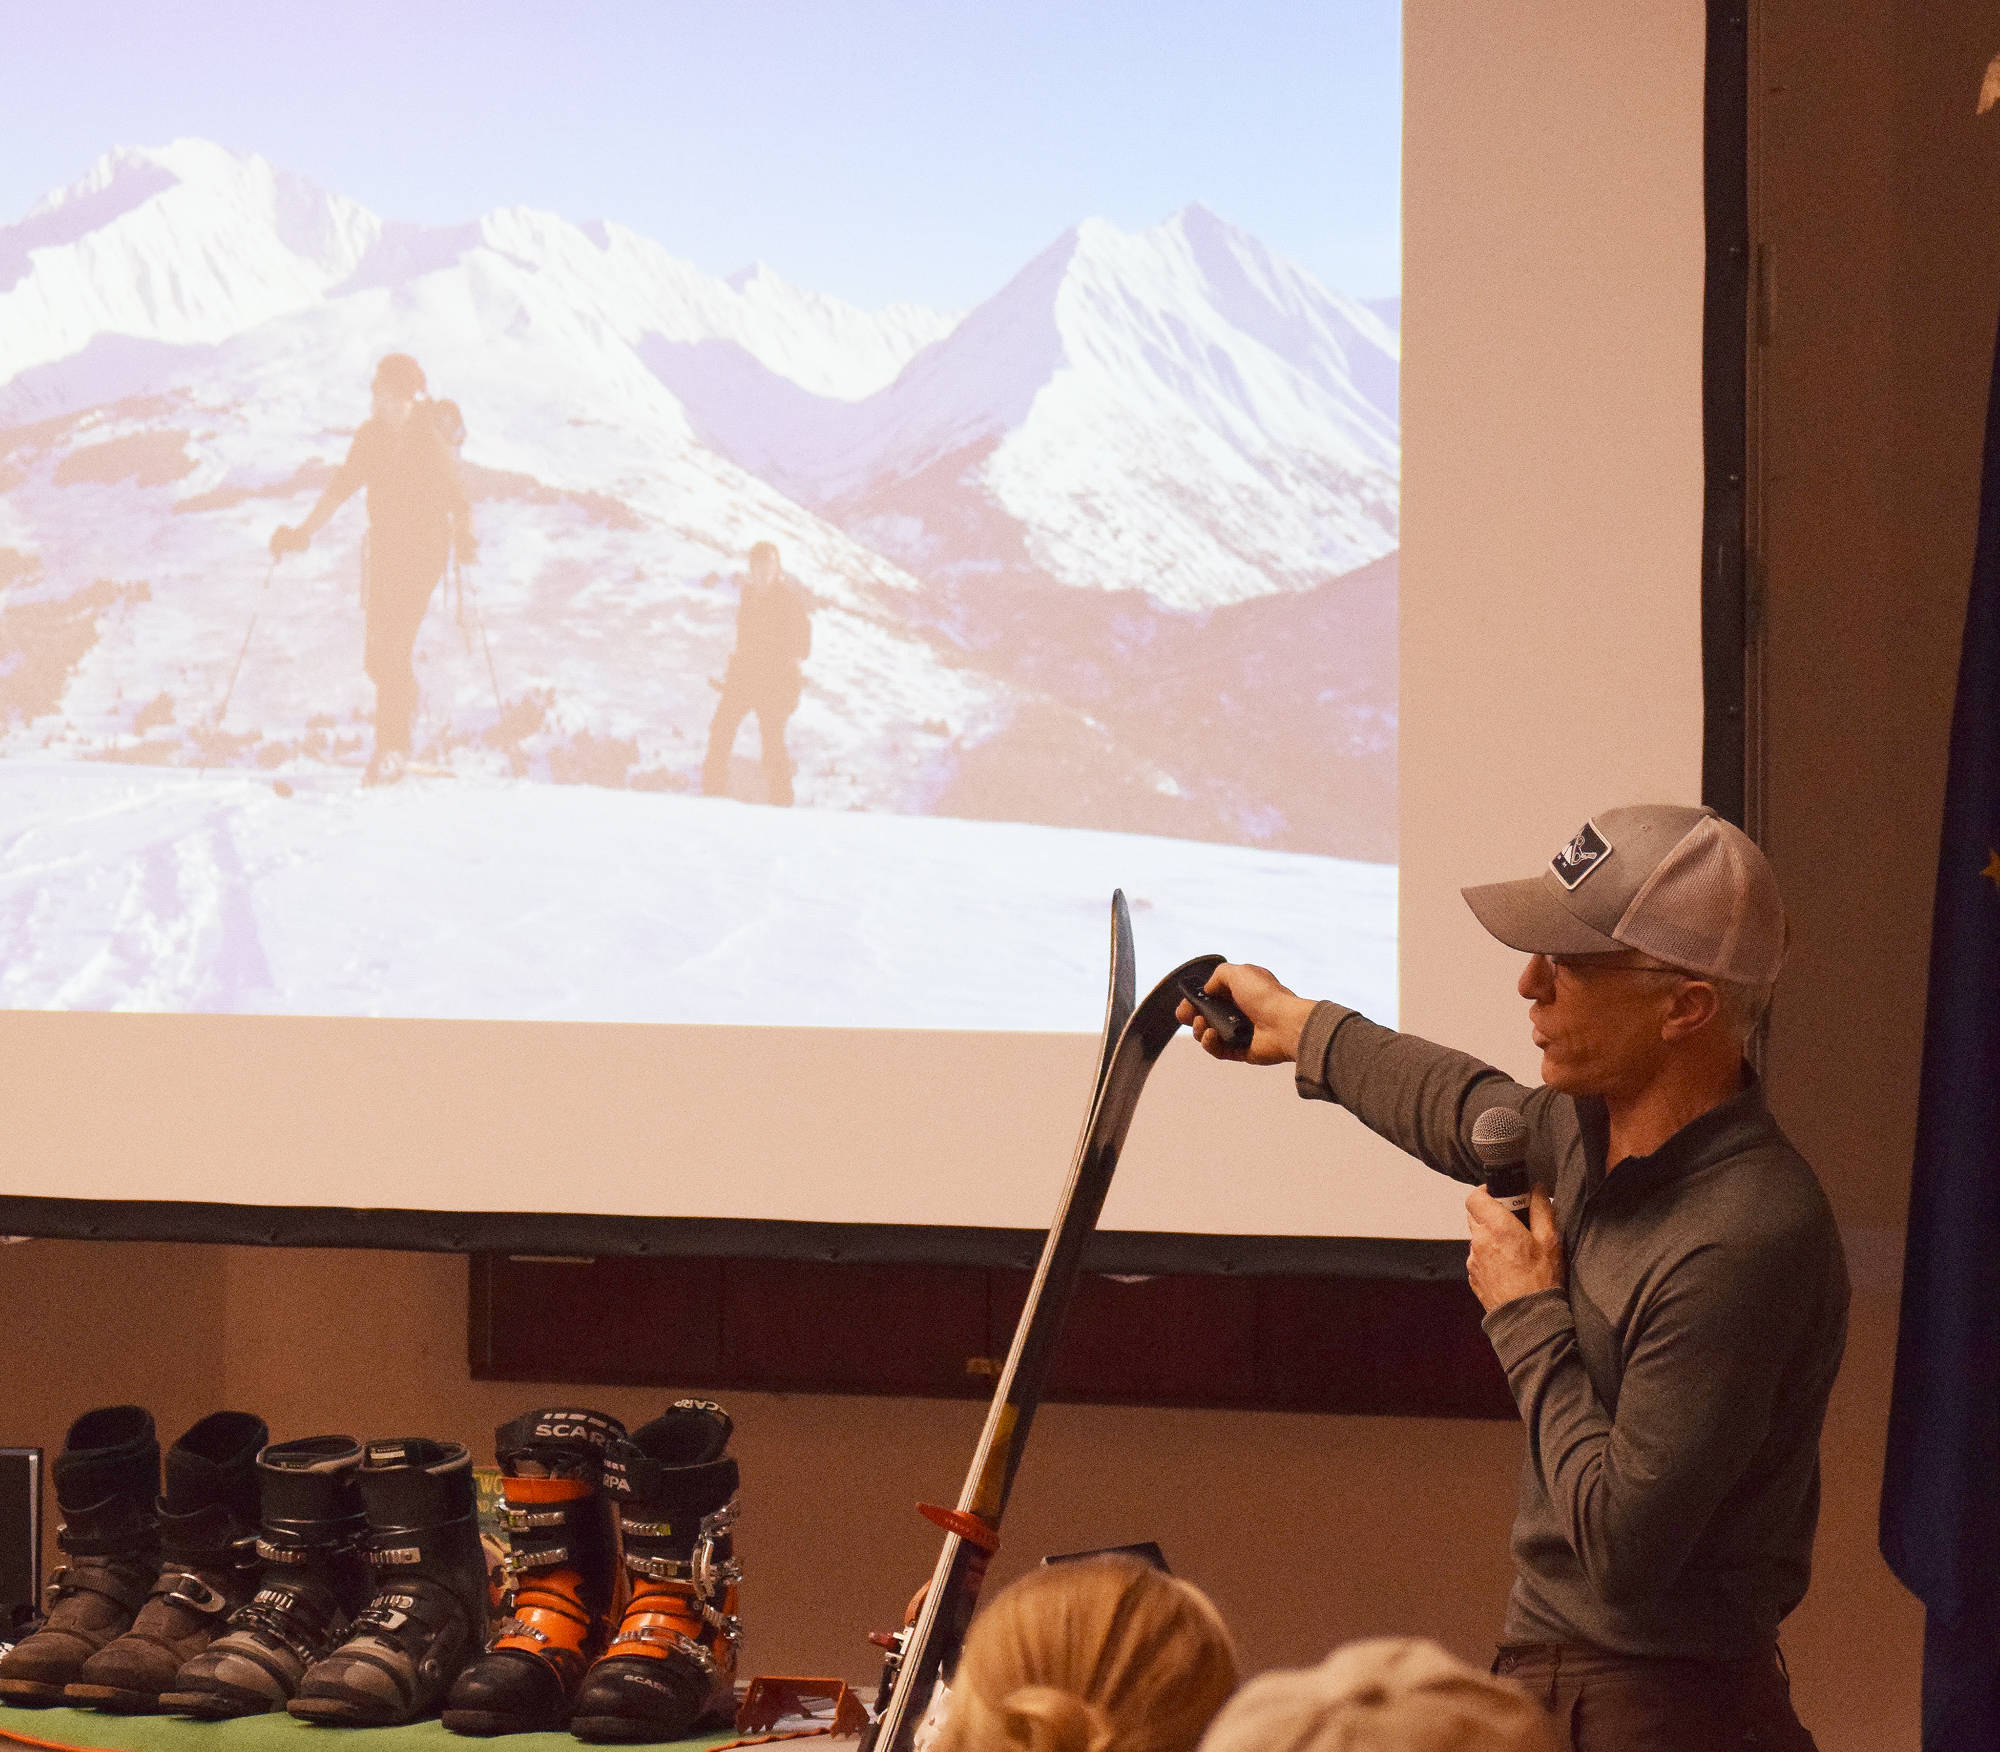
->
[1180,962,1542,1184]
[271,436,368,556]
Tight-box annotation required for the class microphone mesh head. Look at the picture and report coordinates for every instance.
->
[1471,1105,1529,1167]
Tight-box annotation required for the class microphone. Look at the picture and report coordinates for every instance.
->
[1471,1106,1532,1227]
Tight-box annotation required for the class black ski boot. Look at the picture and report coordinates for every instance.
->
[441,1408,625,1736]
[161,1435,371,1717]
[570,1402,741,1744]
[0,1407,161,1705]
[287,1439,488,1725]
[66,1410,268,1711]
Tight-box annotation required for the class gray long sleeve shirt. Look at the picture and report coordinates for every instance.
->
[1295,1002,1849,1660]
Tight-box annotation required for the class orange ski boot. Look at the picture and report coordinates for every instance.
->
[569,1402,740,1744]
[442,1409,625,1736]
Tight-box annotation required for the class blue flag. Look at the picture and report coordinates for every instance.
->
[1881,308,2000,1747]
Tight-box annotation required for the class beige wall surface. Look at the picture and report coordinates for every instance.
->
[1401,0,1708,1083]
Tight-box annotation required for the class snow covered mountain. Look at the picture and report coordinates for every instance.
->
[0,141,1397,859]
[654,202,1400,612]
[0,139,955,419]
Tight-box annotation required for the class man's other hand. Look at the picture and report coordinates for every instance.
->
[269,525,309,558]
[1465,1185,1566,1312]
[1176,963,1316,1066]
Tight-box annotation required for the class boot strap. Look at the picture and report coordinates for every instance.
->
[161,1533,260,1576]
[362,1518,473,1571]
[624,1584,742,1642]
[619,1497,737,1592]
[56,1498,156,1557]
[234,1584,349,1664]
[44,1560,154,1615]
[159,1499,257,1558]
[625,1551,742,1590]
[256,1520,361,1566]
[497,1506,573,1532]
[612,1624,724,1676]
[350,1581,469,1652]
[501,1543,578,1576]
[150,1567,234,1614]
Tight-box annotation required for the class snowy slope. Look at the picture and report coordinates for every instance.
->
[0,140,1397,869]
[0,762,1395,1028]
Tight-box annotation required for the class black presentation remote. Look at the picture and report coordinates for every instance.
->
[1177,970,1253,1051]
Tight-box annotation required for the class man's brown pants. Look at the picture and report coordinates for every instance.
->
[1493,1643,1819,1750]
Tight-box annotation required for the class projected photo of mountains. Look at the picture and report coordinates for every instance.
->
[0,116,1399,1026]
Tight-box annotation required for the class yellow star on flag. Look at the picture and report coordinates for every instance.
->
[1983,850,2000,889]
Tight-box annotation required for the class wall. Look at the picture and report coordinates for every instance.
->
[1751,0,2000,1742]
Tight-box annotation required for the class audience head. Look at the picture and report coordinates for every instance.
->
[1197,1638,1553,1752]
[935,1557,1239,1752]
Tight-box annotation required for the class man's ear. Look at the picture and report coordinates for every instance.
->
[1660,978,1723,1041]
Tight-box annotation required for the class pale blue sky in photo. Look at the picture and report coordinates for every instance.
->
[1,0,1400,312]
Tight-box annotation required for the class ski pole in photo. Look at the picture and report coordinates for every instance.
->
[455,555,520,775]
[207,556,278,732]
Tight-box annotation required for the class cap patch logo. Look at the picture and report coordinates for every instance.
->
[1551,820,1611,890]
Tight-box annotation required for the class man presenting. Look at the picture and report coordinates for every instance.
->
[1182,805,1845,1752]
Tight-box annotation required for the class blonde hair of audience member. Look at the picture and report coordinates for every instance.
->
[934,1557,1239,1752]
[1197,1637,1554,1752]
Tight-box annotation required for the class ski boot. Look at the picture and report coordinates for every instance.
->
[0,1406,161,1705]
[441,1408,626,1736]
[161,1435,371,1717]
[287,1439,489,1726]
[65,1410,268,1711]
[569,1402,741,1744]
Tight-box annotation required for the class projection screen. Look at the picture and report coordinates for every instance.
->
[0,1,1715,1263]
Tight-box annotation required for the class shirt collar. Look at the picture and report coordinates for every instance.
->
[1575,1066,1775,1205]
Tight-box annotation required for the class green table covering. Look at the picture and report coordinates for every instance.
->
[0,1709,756,1752]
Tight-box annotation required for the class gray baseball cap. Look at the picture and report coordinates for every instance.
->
[1461,804,1787,985]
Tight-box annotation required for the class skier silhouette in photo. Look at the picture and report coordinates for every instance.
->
[270,353,475,786]
[701,540,812,806]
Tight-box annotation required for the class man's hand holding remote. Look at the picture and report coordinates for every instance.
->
[1175,962,1317,1066]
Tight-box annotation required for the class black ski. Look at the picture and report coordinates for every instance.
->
[1095,891,1138,1110]
[862,916,1222,1752]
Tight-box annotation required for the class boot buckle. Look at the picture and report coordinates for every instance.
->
[501,1545,571,1575]
[623,1625,718,1676]
[156,1570,228,1614]
[688,1498,739,1595]
[498,1507,570,1531]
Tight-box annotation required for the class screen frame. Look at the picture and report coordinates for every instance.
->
[0,2,1750,1276]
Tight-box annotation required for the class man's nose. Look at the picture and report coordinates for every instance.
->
[1520,954,1554,1000]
